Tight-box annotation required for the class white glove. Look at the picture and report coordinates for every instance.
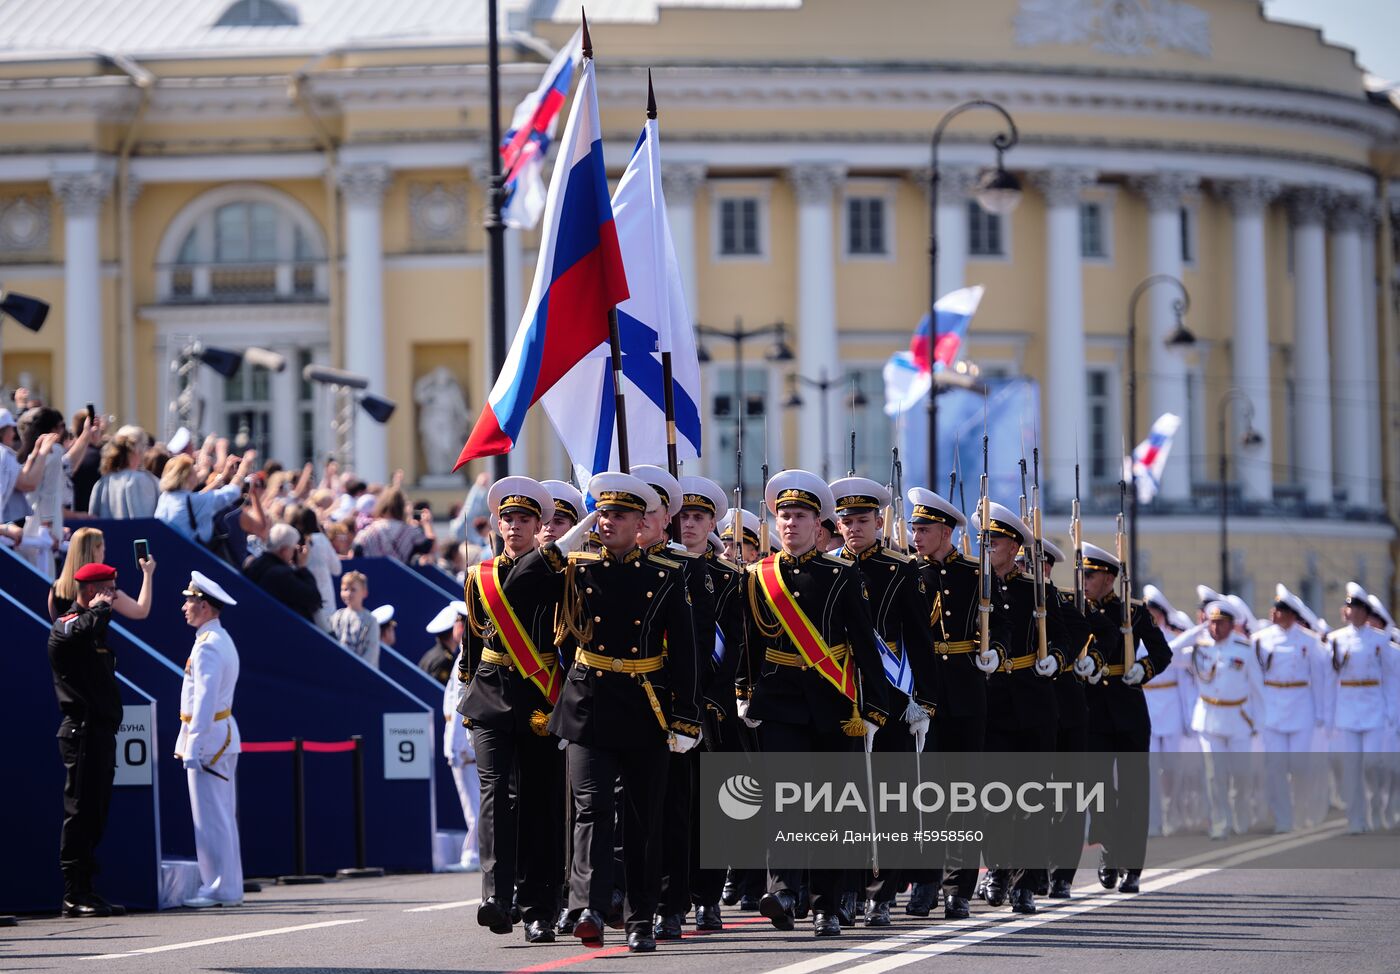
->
[557,738,570,751]
[1073,656,1098,679]
[1087,668,1104,685]
[669,733,699,754]
[182,756,201,771]
[913,724,928,754]
[1035,655,1058,677]
[906,711,930,738]
[742,716,762,729]
[975,648,1000,674]
[1123,661,1146,686]
[736,697,751,720]
[864,720,880,750]
[556,512,600,555]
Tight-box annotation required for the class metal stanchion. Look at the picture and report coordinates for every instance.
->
[278,738,325,885]
[337,736,384,878]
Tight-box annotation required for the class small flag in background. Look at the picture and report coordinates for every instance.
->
[1126,412,1182,503]
[910,285,984,373]
[499,28,584,229]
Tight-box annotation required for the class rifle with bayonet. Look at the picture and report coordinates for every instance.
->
[955,434,972,557]
[1031,446,1048,662]
[978,433,993,662]
[1117,479,1133,667]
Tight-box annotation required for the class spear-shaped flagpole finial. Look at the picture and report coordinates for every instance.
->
[581,7,593,59]
[647,68,657,120]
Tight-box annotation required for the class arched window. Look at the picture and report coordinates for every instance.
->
[159,187,326,305]
[214,0,299,27]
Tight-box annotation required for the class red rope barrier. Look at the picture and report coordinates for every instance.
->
[241,740,358,754]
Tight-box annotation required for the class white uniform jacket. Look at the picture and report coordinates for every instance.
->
[1253,623,1328,732]
[1326,624,1396,733]
[174,619,241,767]
[1189,630,1263,739]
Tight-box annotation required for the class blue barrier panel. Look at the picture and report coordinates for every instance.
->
[1,546,195,862]
[414,562,462,598]
[1,589,161,914]
[64,519,435,877]
[341,557,465,830]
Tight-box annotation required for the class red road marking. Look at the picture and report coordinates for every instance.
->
[513,917,770,972]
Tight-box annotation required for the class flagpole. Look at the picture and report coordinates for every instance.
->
[648,74,683,536]
[485,0,509,480]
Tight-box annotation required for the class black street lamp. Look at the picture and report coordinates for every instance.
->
[695,318,793,503]
[927,100,1021,490]
[783,369,868,480]
[1125,274,1196,586]
[1218,388,1264,594]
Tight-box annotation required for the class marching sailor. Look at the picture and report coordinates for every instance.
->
[741,470,891,937]
[719,508,761,564]
[539,479,585,543]
[1077,543,1171,894]
[550,472,701,953]
[176,571,244,909]
[460,478,567,940]
[1253,584,1328,832]
[829,476,938,927]
[905,487,996,920]
[1327,583,1397,833]
[1140,584,1197,837]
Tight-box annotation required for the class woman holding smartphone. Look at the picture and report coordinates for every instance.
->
[49,526,157,621]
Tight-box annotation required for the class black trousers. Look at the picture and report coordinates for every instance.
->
[566,742,668,935]
[657,749,694,916]
[758,720,859,914]
[985,721,1056,892]
[927,712,985,898]
[1050,722,1089,883]
[57,722,116,887]
[1086,726,1151,870]
[864,718,914,903]
[473,723,564,922]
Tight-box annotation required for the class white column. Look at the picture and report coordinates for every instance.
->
[1130,172,1199,502]
[1357,203,1382,508]
[790,163,845,477]
[337,164,392,483]
[662,162,706,319]
[1031,168,1095,504]
[50,171,112,415]
[919,166,978,296]
[270,343,300,465]
[1287,187,1333,505]
[1217,178,1280,503]
[1328,194,1370,506]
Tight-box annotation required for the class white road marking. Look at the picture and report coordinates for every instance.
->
[81,918,365,960]
[403,897,482,913]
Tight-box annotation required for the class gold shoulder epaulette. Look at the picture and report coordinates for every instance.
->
[879,547,913,564]
[568,551,601,563]
[668,547,701,559]
[648,553,682,569]
[714,556,740,573]
[822,552,854,567]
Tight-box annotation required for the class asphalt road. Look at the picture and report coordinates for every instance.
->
[6,827,1399,974]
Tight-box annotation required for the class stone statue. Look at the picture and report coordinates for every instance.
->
[413,366,470,478]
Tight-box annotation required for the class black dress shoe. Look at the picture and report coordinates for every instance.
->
[1048,878,1073,899]
[554,907,576,936]
[738,893,760,911]
[758,890,796,931]
[524,920,556,943]
[694,904,724,931]
[628,930,657,952]
[61,897,108,919]
[863,899,891,927]
[836,891,858,927]
[573,909,605,948]
[905,882,938,917]
[510,897,523,924]
[983,873,1008,907]
[975,872,989,900]
[721,878,740,906]
[1033,878,1049,896]
[477,896,513,934]
[87,892,125,917]
[1118,869,1141,894]
[653,913,684,941]
[1097,866,1120,890]
[1009,889,1037,915]
[944,894,971,920]
[793,886,810,920]
[605,888,626,930]
[813,911,841,937]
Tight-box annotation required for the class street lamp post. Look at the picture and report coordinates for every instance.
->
[783,369,868,480]
[1125,274,1196,587]
[1217,388,1264,594]
[695,319,793,502]
[927,100,1021,490]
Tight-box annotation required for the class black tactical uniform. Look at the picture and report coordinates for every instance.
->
[459,546,567,938]
[48,600,121,915]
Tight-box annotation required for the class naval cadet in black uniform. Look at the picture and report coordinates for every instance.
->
[549,472,702,953]
[48,562,127,919]
[739,470,891,938]
[461,477,571,943]
[1079,542,1173,895]
[905,487,1001,920]
[829,477,938,927]
[973,502,1069,916]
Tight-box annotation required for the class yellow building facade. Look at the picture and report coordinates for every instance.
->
[0,0,1396,615]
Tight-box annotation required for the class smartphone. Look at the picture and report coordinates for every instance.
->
[134,539,149,564]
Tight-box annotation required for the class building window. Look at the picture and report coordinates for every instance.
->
[1179,206,1196,265]
[968,201,1004,257]
[164,194,326,305]
[845,197,888,257]
[215,0,299,27]
[222,363,274,461]
[708,365,770,499]
[1080,202,1107,259]
[718,198,761,257]
[1086,367,1118,487]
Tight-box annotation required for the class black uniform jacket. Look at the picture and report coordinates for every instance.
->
[841,541,938,717]
[984,568,1069,731]
[703,547,746,724]
[1051,583,1091,730]
[915,548,988,720]
[1083,595,1174,737]
[48,601,122,733]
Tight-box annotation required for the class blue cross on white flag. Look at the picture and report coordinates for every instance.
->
[712,622,726,666]
[542,114,703,485]
[876,631,914,696]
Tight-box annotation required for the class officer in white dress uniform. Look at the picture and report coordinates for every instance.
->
[1365,594,1400,828]
[1253,584,1328,832]
[1140,585,1197,836]
[1327,583,1398,833]
[175,571,243,908]
[431,600,479,870]
[1180,600,1263,839]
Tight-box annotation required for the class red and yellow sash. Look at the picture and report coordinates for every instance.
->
[755,555,856,704]
[476,558,560,706]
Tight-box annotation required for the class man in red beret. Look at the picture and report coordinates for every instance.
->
[47,562,126,919]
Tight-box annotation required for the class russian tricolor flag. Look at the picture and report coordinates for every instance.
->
[910,285,984,373]
[500,28,584,229]
[1127,412,1181,503]
[455,56,629,468]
